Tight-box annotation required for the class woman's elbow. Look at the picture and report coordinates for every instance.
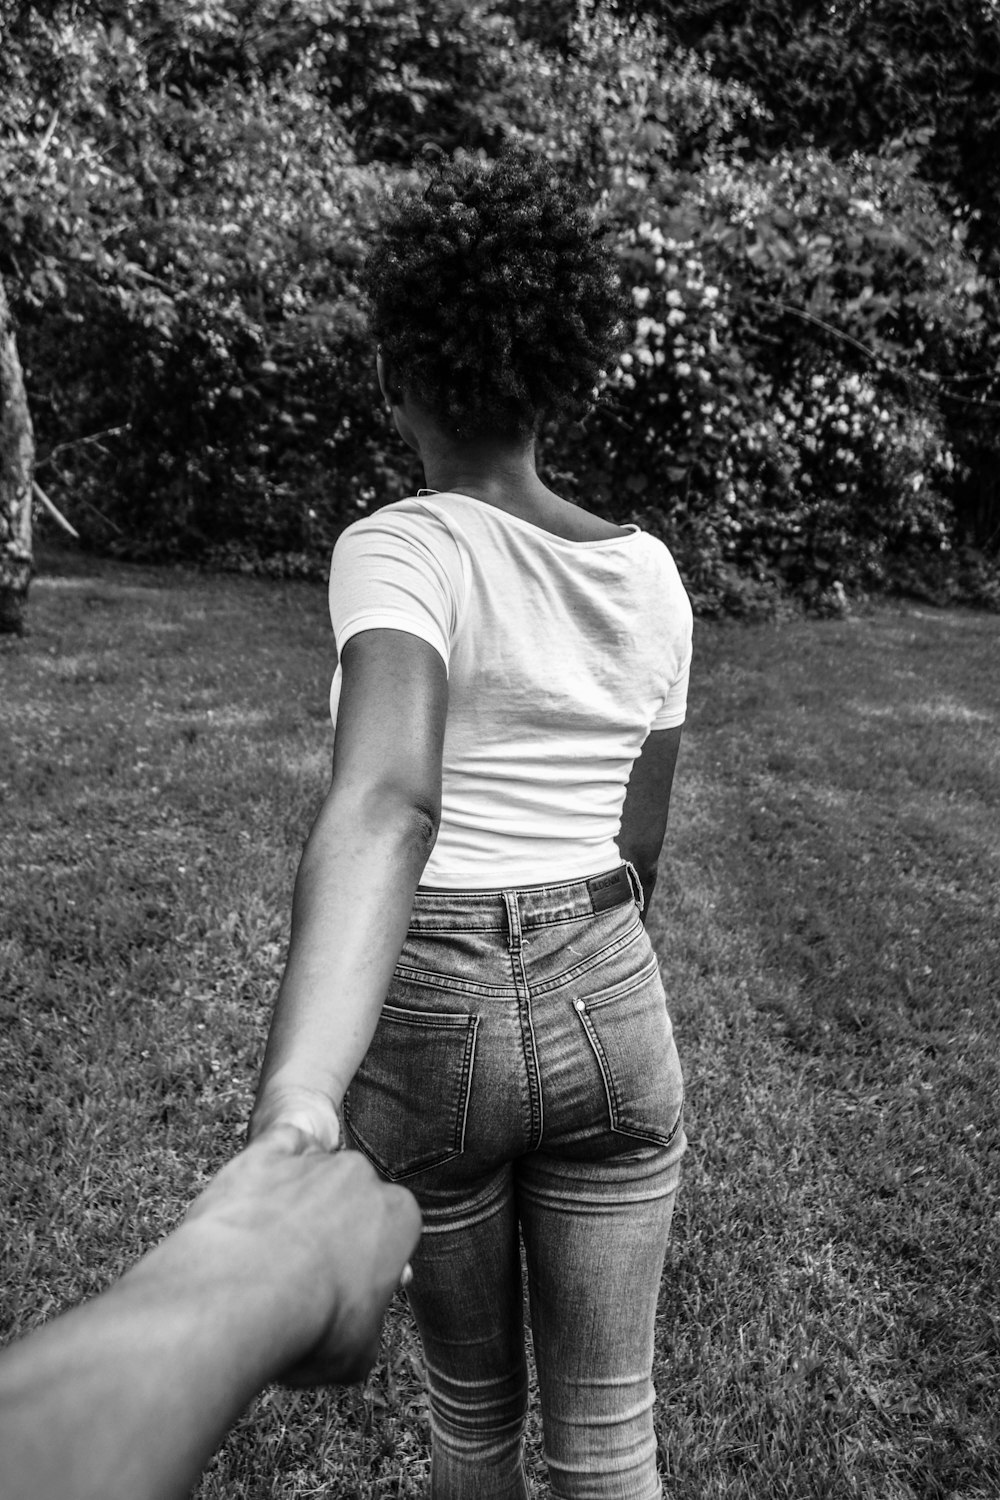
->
[326,779,440,859]
[407,797,440,860]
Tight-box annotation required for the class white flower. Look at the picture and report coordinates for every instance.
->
[665,289,684,307]
[666,308,686,326]
[676,362,692,377]
[632,286,652,309]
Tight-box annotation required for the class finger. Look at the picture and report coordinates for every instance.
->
[280,1328,382,1390]
[317,1164,421,1291]
[386,1183,423,1251]
[249,1122,323,1157]
[375,1183,423,1279]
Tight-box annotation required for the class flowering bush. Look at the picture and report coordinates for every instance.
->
[554,141,987,613]
[4,1,997,608]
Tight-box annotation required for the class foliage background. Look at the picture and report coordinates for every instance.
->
[2,0,999,613]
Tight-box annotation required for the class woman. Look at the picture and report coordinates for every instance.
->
[250,150,692,1500]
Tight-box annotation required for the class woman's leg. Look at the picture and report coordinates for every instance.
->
[406,1168,531,1500]
[518,1141,683,1500]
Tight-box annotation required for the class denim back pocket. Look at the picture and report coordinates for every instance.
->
[345,1003,479,1182]
[572,955,684,1149]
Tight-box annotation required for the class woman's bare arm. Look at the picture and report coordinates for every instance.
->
[617,726,683,923]
[250,628,448,1145]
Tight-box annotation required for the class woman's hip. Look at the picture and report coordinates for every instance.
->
[344,872,684,1190]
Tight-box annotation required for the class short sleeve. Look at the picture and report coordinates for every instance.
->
[328,504,467,673]
[649,551,693,730]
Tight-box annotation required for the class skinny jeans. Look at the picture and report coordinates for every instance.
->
[344,865,686,1500]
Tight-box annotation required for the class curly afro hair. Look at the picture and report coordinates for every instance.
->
[362,149,631,439]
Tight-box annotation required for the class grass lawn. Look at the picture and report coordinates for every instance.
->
[1,545,998,1499]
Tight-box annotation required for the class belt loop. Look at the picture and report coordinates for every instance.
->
[623,860,645,913]
[503,890,522,953]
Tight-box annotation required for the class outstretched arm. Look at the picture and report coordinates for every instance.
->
[617,725,683,923]
[249,627,448,1147]
[0,1127,421,1500]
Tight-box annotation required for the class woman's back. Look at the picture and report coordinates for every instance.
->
[329,490,692,888]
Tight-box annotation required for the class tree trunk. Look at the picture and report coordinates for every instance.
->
[0,273,35,635]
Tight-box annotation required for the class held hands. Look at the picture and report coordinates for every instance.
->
[248,1083,344,1153]
[182,1124,421,1386]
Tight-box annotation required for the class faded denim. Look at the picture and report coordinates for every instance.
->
[345,867,686,1500]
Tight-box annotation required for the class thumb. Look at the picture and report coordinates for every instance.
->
[251,1122,330,1157]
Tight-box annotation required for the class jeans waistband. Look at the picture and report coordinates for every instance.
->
[410,863,643,932]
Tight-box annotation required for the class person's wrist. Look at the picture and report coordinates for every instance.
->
[248,1082,343,1151]
[136,1217,325,1384]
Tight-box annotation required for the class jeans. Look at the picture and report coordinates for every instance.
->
[344,865,686,1500]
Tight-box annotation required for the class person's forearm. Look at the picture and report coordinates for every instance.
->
[252,783,435,1127]
[0,1224,310,1500]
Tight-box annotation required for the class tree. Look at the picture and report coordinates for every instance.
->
[644,0,1000,237]
[1,0,995,606]
[0,272,35,634]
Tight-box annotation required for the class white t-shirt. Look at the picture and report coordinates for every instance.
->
[328,491,692,889]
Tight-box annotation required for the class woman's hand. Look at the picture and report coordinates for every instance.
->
[247,1084,343,1153]
[182,1124,420,1385]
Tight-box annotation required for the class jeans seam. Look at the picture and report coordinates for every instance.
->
[574,1006,621,1127]
[456,1015,479,1155]
[572,1004,683,1152]
[530,924,649,1000]
[578,955,660,1011]
[515,947,544,1150]
[506,891,544,1150]
[393,967,517,999]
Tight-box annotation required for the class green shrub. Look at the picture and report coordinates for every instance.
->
[563,142,988,612]
[5,1,998,610]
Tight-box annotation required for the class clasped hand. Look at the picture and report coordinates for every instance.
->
[183,1122,420,1386]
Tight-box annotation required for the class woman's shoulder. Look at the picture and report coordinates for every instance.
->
[335,495,466,552]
